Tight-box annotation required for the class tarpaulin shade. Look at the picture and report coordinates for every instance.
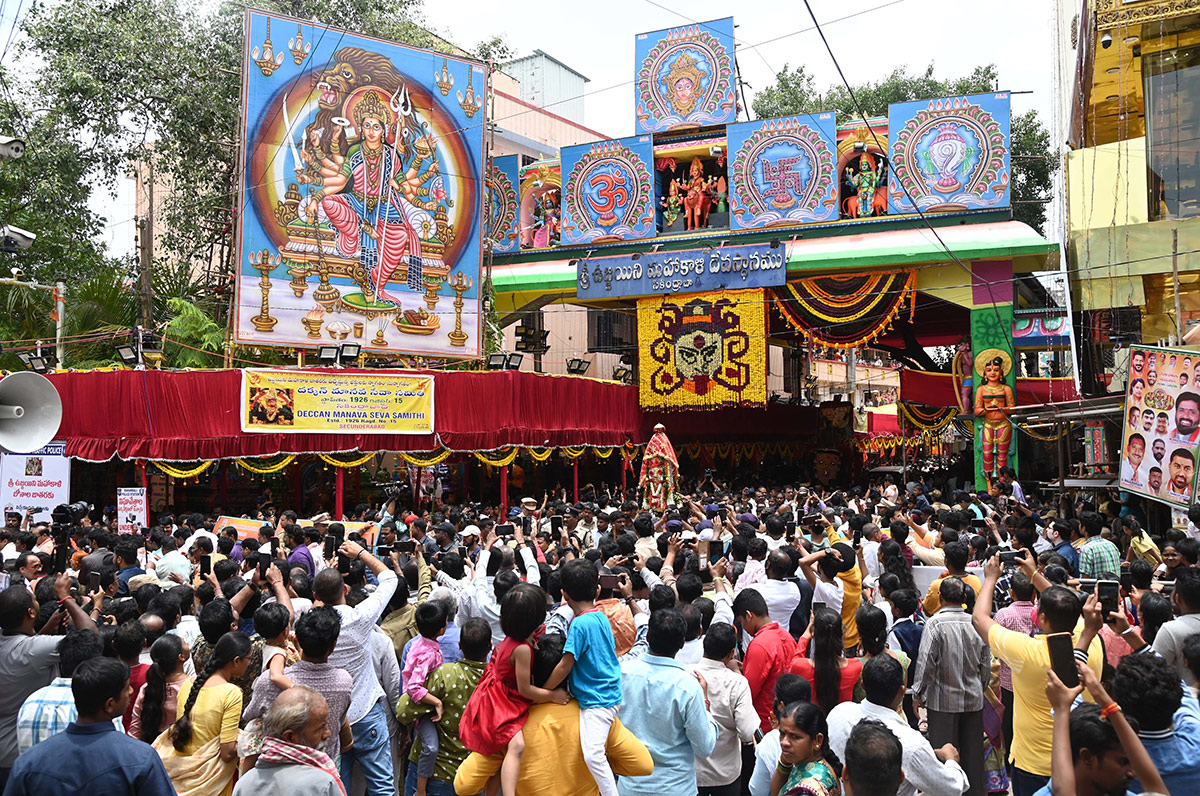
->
[46,369,646,462]
[900,369,1081,408]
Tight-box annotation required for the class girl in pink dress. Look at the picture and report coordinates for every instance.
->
[460,582,569,796]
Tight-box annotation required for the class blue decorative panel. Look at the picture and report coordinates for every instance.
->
[635,18,737,133]
[485,154,520,254]
[560,136,656,245]
[887,92,1010,214]
[726,112,838,229]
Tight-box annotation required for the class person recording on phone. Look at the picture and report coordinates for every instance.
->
[972,552,1105,796]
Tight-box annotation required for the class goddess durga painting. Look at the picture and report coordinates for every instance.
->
[300,89,431,304]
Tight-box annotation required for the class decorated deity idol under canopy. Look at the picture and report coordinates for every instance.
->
[639,423,679,512]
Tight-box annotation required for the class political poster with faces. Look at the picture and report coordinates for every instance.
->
[1120,345,1200,507]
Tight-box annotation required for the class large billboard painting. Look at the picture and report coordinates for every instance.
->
[635,18,736,134]
[235,11,486,357]
[727,113,838,229]
[887,92,1010,215]
[1120,345,1200,508]
[560,136,655,246]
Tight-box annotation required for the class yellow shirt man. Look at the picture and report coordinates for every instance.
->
[923,573,984,616]
[987,625,1104,776]
[455,700,653,795]
[838,563,864,649]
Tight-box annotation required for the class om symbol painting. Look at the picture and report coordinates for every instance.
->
[236,10,485,358]
[727,113,838,229]
[637,288,767,410]
[635,18,736,133]
[887,92,1010,214]
[561,136,655,245]
[485,154,520,254]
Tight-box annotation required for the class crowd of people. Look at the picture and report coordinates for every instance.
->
[0,469,1198,796]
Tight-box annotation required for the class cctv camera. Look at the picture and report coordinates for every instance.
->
[0,136,25,161]
[1,226,35,251]
[1101,32,1113,48]
[9,267,22,279]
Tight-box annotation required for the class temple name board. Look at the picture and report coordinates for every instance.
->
[575,242,785,300]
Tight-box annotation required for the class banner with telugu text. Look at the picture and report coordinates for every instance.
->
[240,369,434,435]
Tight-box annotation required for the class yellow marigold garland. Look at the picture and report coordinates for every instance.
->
[155,461,215,479]
[474,448,519,467]
[318,452,377,468]
[236,455,296,474]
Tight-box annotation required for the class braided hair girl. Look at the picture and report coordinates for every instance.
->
[171,630,251,752]
[135,633,189,742]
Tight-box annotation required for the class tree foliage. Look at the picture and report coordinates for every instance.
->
[752,62,1055,233]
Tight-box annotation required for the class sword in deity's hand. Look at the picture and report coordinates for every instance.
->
[280,93,305,176]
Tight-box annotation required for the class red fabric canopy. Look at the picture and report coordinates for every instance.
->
[900,369,1081,408]
[867,412,901,436]
[47,369,645,462]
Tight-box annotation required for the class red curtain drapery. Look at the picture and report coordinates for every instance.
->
[899,369,1082,408]
[47,369,645,462]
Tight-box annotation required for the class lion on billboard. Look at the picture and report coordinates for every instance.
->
[302,46,423,169]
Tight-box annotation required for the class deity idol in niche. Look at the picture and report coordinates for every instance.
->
[682,157,713,230]
[843,152,884,218]
[974,349,1015,480]
[531,190,560,247]
[308,90,424,305]
[661,179,683,228]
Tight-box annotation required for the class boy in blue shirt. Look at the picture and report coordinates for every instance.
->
[545,558,622,796]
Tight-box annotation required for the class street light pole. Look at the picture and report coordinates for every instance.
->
[55,281,65,365]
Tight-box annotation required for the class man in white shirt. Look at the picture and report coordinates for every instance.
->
[828,654,969,796]
[739,550,805,630]
[466,532,540,645]
[860,523,883,581]
[799,546,845,617]
[690,623,758,795]
[314,540,397,796]
[1120,433,1146,486]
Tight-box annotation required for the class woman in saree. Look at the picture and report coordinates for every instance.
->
[770,700,842,796]
[154,631,252,796]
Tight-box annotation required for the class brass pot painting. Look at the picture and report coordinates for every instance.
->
[235,11,486,358]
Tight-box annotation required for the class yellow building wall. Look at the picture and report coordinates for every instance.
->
[1066,138,1148,234]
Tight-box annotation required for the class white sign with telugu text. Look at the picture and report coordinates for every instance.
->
[0,443,70,523]
[117,487,148,534]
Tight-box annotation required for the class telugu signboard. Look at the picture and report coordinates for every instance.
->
[575,243,786,300]
[1119,345,1200,507]
[240,369,434,435]
[117,487,148,534]
[0,443,70,523]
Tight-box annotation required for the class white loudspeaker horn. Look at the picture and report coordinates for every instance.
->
[0,372,62,453]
